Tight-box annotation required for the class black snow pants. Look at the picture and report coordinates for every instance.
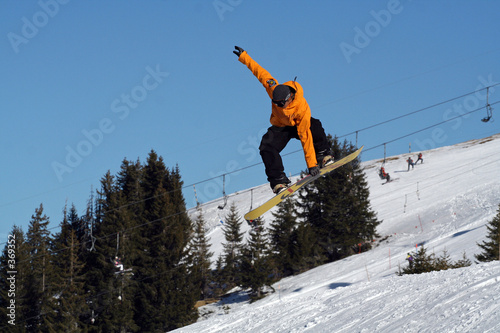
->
[259,117,330,189]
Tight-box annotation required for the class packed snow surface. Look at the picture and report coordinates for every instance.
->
[176,134,500,333]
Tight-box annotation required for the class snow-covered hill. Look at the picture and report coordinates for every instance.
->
[177,134,500,333]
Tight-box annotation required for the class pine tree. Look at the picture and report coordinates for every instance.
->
[88,171,136,332]
[476,203,500,262]
[452,252,472,269]
[434,249,456,271]
[221,202,244,290]
[133,151,197,331]
[188,208,214,300]
[290,222,323,273]
[24,204,56,331]
[48,205,88,332]
[80,188,98,255]
[398,246,471,276]
[84,153,197,331]
[113,158,145,333]
[297,137,381,262]
[116,158,145,267]
[117,158,143,206]
[0,225,29,332]
[165,161,199,330]
[211,254,226,298]
[401,246,435,275]
[268,198,298,278]
[240,218,273,300]
[67,204,86,246]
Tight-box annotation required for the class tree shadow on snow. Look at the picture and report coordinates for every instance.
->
[292,283,350,294]
[219,290,250,305]
[328,282,351,290]
[451,225,484,238]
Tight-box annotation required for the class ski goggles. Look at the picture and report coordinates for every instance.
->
[272,93,292,107]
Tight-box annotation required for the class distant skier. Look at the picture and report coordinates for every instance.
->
[416,153,423,164]
[379,166,391,183]
[407,157,415,171]
[233,46,334,194]
[406,253,414,269]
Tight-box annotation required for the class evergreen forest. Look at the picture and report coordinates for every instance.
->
[0,139,381,332]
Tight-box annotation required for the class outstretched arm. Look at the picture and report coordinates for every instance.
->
[233,46,277,98]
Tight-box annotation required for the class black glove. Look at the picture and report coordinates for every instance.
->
[309,166,320,177]
[233,46,244,57]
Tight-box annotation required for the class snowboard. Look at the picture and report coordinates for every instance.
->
[244,146,364,222]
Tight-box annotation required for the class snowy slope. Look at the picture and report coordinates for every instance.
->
[177,133,500,333]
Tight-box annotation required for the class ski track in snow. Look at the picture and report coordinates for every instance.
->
[174,134,500,333]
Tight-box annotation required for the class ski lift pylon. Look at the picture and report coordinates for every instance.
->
[87,188,96,252]
[382,143,387,166]
[482,87,493,122]
[115,232,120,257]
[217,174,228,210]
[249,188,253,212]
[193,184,200,208]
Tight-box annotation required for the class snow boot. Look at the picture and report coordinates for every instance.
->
[271,175,291,194]
[316,149,334,168]
[319,155,334,168]
[273,183,289,195]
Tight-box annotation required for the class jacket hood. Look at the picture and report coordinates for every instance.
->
[279,80,303,99]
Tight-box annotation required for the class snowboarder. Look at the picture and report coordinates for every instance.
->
[379,166,391,183]
[233,46,334,194]
[406,253,414,269]
[416,153,423,164]
[114,256,124,271]
[407,157,415,171]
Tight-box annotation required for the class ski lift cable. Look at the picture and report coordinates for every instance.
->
[181,86,500,193]
[6,101,499,254]
[341,83,500,137]
[0,254,188,330]
[3,99,499,253]
[6,165,470,332]
[365,100,500,153]
[0,85,496,228]
[281,100,500,159]
[9,155,500,292]
[11,153,500,265]
[1,89,499,248]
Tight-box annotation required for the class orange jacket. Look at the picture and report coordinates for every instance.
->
[238,51,317,168]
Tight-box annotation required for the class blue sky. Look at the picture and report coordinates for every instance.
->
[1,0,499,240]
